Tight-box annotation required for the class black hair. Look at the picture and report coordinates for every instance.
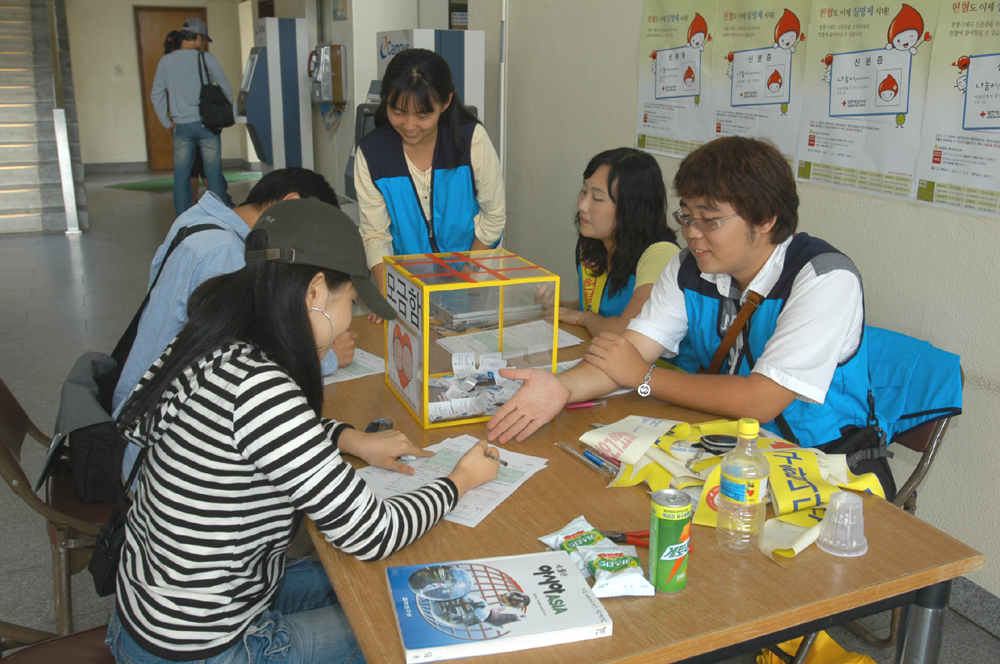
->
[575,148,677,297]
[180,30,199,43]
[163,30,184,54]
[239,167,340,209]
[117,229,351,439]
[374,48,478,167]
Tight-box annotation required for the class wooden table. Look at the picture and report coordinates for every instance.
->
[309,317,984,664]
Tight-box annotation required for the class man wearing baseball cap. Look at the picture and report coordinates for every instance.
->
[151,16,232,215]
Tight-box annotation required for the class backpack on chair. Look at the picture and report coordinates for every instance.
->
[35,224,222,503]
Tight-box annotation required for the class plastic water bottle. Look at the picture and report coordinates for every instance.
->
[716,418,771,554]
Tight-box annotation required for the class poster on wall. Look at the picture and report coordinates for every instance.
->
[636,0,718,157]
[794,1,939,199]
[709,1,811,161]
[913,3,1000,216]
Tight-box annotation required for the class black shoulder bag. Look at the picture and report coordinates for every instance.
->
[89,446,146,596]
[198,51,234,135]
[86,223,224,592]
[36,224,221,506]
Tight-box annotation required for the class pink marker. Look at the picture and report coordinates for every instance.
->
[565,399,608,410]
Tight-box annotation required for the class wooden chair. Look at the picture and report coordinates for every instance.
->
[0,377,115,636]
[0,621,113,662]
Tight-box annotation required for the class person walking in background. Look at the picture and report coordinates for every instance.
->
[151,17,232,215]
[161,30,228,205]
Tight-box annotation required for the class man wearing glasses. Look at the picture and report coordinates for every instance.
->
[488,136,868,449]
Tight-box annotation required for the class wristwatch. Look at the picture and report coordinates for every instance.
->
[637,365,655,397]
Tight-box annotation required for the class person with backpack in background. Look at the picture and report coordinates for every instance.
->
[151,17,232,215]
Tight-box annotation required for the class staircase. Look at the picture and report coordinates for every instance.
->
[0,0,86,234]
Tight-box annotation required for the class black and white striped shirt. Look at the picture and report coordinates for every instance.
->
[116,342,457,659]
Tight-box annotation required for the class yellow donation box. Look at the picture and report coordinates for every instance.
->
[383,250,561,429]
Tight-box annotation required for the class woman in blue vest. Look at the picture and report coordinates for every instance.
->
[355,48,506,299]
[542,148,678,336]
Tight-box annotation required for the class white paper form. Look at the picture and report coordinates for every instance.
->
[322,349,385,384]
[356,434,548,528]
[436,320,583,361]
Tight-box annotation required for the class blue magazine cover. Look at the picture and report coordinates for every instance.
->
[387,551,613,662]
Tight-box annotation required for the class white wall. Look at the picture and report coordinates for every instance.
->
[476,0,999,596]
[419,0,449,29]
[237,0,257,166]
[66,0,246,166]
[309,0,419,194]
[469,0,500,142]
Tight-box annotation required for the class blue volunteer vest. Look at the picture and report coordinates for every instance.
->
[576,262,636,318]
[672,233,871,448]
[360,122,480,256]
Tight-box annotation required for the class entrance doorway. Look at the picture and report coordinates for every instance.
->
[134,6,206,171]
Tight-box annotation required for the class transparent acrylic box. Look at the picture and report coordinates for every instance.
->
[383,250,561,429]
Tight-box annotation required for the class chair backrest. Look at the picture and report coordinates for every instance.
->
[866,326,962,443]
[1,623,113,662]
[0,377,46,490]
[353,102,380,145]
[865,327,963,511]
[0,377,98,532]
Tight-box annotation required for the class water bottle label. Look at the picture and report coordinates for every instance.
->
[720,473,768,505]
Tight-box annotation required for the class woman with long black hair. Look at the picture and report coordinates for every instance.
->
[355,48,506,294]
[106,198,499,664]
[543,148,679,336]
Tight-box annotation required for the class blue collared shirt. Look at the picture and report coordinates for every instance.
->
[115,192,338,480]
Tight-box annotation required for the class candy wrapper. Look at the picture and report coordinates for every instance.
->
[577,541,655,598]
[538,516,605,578]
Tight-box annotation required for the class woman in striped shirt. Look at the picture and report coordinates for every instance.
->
[106,198,500,664]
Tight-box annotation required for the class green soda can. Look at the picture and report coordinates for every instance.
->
[649,489,692,593]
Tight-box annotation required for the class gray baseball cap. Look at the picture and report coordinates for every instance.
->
[182,17,212,42]
[246,198,397,321]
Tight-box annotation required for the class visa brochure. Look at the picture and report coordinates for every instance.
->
[387,551,612,662]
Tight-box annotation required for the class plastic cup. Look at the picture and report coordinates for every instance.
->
[816,491,868,557]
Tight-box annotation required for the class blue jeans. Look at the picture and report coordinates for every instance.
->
[106,557,366,664]
[172,121,228,215]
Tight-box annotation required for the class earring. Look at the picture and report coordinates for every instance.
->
[310,307,336,349]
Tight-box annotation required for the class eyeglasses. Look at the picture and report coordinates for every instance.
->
[671,208,740,232]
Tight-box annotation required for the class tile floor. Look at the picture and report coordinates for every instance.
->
[1,174,998,662]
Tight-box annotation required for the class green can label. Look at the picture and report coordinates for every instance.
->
[588,552,641,575]
[559,530,604,552]
[649,489,692,593]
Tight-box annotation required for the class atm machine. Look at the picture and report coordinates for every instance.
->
[237,17,313,172]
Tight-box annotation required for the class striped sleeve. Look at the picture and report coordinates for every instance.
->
[233,365,458,561]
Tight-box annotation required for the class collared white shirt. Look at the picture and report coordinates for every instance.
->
[627,236,864,405]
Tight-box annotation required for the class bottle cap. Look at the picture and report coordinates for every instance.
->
[736,418,759,437]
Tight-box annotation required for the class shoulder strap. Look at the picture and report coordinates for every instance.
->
[109,223,223,370]
[699,290,764,375]
[198,51,211,86]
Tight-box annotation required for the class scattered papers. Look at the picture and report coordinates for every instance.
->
[579,416,682,466]
[436,320,583,361]
[585,418,888,562]
[322,349,385,384]
[357,434,547,528]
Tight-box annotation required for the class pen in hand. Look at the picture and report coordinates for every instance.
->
[485,452,508,467]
